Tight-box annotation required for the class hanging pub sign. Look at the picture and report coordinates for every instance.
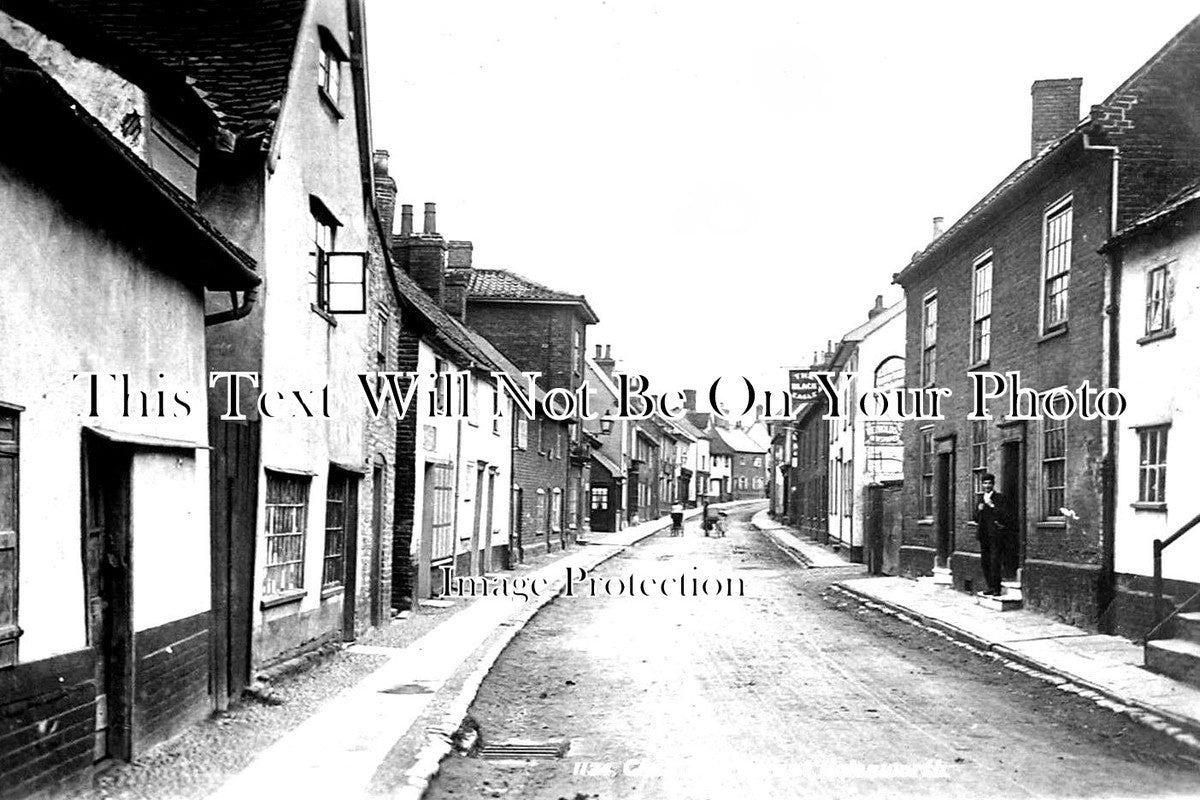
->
[788,369,821,404]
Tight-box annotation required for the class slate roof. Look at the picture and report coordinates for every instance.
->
[33,0,308,144]
[1105,176,1200,249]
[466,269,599,323]
[895,14,1200,286]
[714,427,767,455]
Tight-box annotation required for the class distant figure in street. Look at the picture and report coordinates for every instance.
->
[670,502,684,536]
[974,473,1013,596]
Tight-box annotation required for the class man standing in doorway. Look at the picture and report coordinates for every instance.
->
[974,473,1013,596]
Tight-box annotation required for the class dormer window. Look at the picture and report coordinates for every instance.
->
[317,27,347,116]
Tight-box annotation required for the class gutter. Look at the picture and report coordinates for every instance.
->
[205,288,258,326]
[1083,132,1121,632]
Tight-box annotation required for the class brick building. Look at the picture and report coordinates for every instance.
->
[894,17,1200,627]
[462,269,600,552]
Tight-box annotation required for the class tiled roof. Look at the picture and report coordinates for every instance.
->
[466,269,599,323]
[39,0,307,143]
[0,38,258,289]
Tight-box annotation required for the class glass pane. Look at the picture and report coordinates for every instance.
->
[328,283,365,314]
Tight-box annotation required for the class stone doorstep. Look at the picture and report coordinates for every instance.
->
[975,591,1023,612]
[1146,638,1200,689]
[1176,612,1200,646]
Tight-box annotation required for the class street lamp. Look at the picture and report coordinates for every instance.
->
[599,416,615,435]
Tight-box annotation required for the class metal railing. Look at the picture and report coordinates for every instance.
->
[1147,511,1200,641]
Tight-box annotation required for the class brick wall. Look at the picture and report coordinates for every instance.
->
[360,216,397,625]
[511,416,570,558]
[898,144,1112,623]
[464,303,586,395]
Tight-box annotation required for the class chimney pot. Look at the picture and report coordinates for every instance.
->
[1030,78,1083,158]
[605,345,611,358]
[372,149,390,177]
[400,204,413,236]
[595,344,602,358]
[423,202,437,235]
[932,216,944,239]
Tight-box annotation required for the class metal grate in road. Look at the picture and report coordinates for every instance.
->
[476,741,568,760]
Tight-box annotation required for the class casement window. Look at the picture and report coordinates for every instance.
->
[754,477,763,490]
[309,196,366,314]
[433,358,447,415]
[264,472,310,596]
[0,406,19,668]
[919,427,934,519]
[842,460,852,518]
[516,417,528,450]
[970,419,988,506]
[316,27,346,110]
[1042,198,1073,332]
[753,456,762,467]
[322,470,353,588]
[590,486,608,511]
[376,310,390,366]
[972,254,993,364]
[1137,425,1169,504]
[550,488,563,532]
[1041,414,1067,519]
[1145,264,1175,335]
[921,293,938,386]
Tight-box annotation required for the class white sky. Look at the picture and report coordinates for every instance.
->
[365,1,1199,398]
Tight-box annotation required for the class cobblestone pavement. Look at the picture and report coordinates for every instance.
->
[426,506,1200,800]
[59,651,389,800]
[54,540,580,800]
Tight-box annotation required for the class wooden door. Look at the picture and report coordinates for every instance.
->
[471,464,485,575]
[936,451,955,567]
[82,436,132,763]
[1000,440,1024,582]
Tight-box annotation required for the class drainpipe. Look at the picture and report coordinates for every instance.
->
[1084,133,1120,631]
[205,288,258,326]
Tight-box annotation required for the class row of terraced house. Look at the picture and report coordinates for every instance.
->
[0,1,770,795]
[770,14,1200,679]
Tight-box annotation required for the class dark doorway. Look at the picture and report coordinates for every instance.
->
[935,451,955,567]
[82,435,133,763]
[511,486,523,564]
[471,464,485,575]
[1000,440,1024,582]
[369,460,385,627]
[208,420,258,710]
[483,471,496,574]
[333,468,360,642]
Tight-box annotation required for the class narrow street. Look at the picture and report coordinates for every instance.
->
[425,504,1200,800]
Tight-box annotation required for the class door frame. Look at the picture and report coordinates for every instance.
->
[934,434,957,569]
[81,433,133,763]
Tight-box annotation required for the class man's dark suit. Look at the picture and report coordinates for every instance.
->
[974,490,1013,595]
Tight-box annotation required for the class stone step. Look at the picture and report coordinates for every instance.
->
[931,566,952,586]
[1175,612,1200,645]
[1145,638,1200,688]
[975,591,1023,612]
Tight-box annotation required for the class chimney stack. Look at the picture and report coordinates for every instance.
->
[372,150,397,246]
[391,200,447,305]
[867,294,885,320]
[683,389,697,411]
[447,240,473,270]
[443,270,469,321]
[595,344,616,377]
[1030,78,1082,157]
[931,216,944,240]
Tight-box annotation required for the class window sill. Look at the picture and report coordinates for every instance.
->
[968,360,991,372]
[1035,520,1067,530]
[260,589,307,610]
[1138,328,1176,346]
[0,623,23,642]
[916,519,933,526]
[318,86,345,120]
[1131,502,1168,512]
[1037,325,1068,345]
[311,304,338,326]
[320,584,345,600]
